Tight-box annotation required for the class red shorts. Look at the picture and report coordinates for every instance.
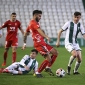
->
[5,40,18,48]
[34,42,53,56]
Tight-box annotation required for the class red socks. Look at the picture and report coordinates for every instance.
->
[38,55,57,73]
[3,51,7,63]
[38,60,49,73]
[47,55,57,67]
[12,52,16,63]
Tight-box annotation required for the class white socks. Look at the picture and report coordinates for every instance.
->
[68,56,81,72]
[68,56,75,67]
[74,61,81,72]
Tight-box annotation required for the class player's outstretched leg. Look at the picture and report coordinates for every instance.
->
[2,48,9,66]
[38,60,49,73]
[45,48,58,76]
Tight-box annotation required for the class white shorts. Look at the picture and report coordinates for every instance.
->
[65,43,81,52]
[10,62,25,72]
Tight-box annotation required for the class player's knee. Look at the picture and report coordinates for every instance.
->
[72,51,77,57]
[52,49,58,56]
[47,59,51,62]
[45,55,52,62]
[5,48,9,52]
[55,50,58,56]
[12,47,17,52]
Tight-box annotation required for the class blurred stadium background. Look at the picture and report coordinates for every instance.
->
[0,0,85,47]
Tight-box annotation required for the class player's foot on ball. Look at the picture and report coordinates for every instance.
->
[44,68,54,76]
[73,71,80,75]
[67,66,71,75]
[33,73,43,78]
[2,62,6,66]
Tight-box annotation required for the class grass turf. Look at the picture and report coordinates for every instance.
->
[0,47,85,85]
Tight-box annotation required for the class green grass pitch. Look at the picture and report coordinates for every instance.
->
[0,47,85,85]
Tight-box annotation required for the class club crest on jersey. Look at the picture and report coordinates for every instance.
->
[8,24,11,25]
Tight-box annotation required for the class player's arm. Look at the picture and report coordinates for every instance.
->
[19,23,24,35]
[23,31,30,43]
[33,61,41,76]
[80,24,85,39]
[33,62,38,73]
[0,21,8,30]
[56,29,63,47]
[56,22,69,47]
[19,55,30,71]
[33,62,43,78]
[83,34,85,39]
[22,31,30,50]
[37,28,50,42]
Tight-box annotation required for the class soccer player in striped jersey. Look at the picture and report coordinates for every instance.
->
[56,12,85,75]
[1,49,40,76]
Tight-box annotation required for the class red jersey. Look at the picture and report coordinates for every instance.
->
[2,20,21,41]
[26,20,44,46]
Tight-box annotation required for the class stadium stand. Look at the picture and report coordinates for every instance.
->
[0,0,85,44]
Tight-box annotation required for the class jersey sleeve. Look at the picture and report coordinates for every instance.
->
[0,30,2,35]
[32,22,40,30]
[19,55,30,66]
[80,24,85,35]
[1,21,8,28]
[62,21,69,31]
[33,61,38,72]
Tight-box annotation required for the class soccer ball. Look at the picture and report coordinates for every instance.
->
[56,68,65,77]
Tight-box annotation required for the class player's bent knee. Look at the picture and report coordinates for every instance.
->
[71,50,77,57]
[12,47,17,52]
[5,48,9,52]
[50,48,58,56]
[46,57,52,62]
[72,53,77,57]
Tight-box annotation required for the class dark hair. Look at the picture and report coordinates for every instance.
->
[11,12,16,15]
[33,10,42,16]
[31,49,38,54]
[74,12,81,16]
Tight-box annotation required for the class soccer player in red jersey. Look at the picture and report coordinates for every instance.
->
[22,10,58,77]
[0,12,24,66]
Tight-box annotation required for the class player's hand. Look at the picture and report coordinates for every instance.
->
[46,37,50,42]
[24,65,30,71]
[56,41,60,47]
[22,43,26,50]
